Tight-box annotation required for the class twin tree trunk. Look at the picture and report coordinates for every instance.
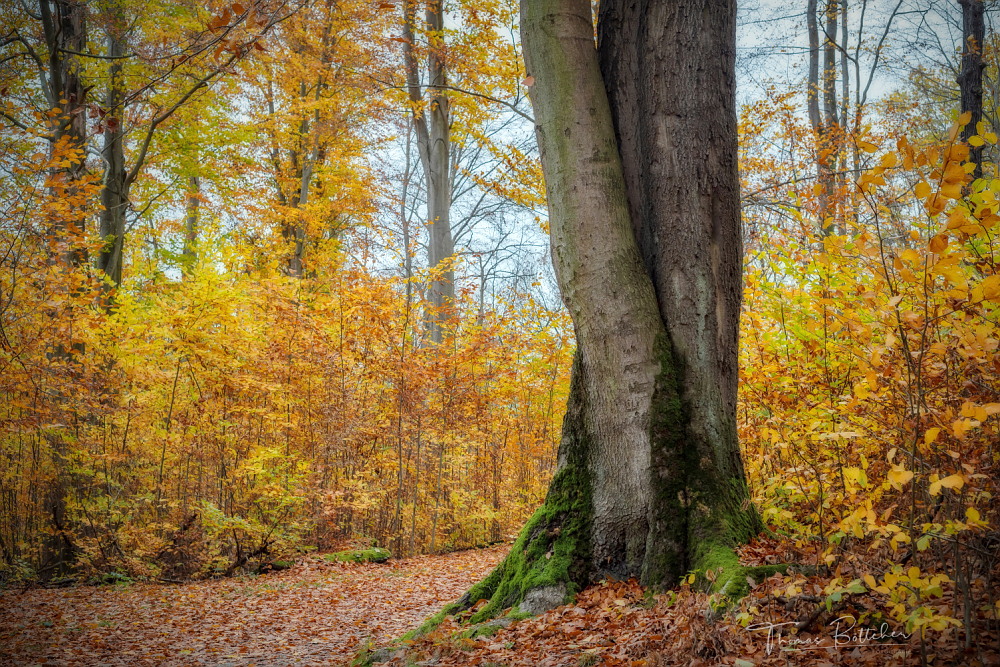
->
[442,0,763,623]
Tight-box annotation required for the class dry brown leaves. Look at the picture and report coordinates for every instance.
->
[4,540,997,667]
[0,545,506,666]
[397,559,999,667]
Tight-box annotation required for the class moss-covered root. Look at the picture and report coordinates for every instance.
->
[407,463,593,640]
[690,539,799,611]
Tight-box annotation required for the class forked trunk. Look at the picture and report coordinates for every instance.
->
[430,0,762,624]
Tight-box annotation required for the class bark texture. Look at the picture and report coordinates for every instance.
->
[597,0,761,585]
[414,0,762,629]
[182,175,200,275]
[959,0,985,180]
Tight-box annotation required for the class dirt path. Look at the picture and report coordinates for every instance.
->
[0,546,507,666]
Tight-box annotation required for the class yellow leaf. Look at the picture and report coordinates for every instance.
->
[880,152,898,168]
[929,234,949,253]
[947,208,969,229]
[925,427,941,445]
[863,574,878,590]
[888,466,914,490]
[969,135,985,147]
[914,181,931,199]
[966,507,981,523]
[985,131,998,144]
[941,181,963,200]
[858,140,878,153]
[981,275,1000,301]
[959,111,973,126]
[934,262,966,288]
[938,473,965,491]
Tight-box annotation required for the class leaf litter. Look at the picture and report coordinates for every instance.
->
[0,545,507,666]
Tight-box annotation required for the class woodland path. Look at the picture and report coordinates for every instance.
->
[0,545,507,666]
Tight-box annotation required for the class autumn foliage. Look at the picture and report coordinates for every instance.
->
[738,108,1000,644]
[1,0,999,664]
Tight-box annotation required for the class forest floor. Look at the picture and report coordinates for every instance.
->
[0,546,506,666]
[1,540,994,667]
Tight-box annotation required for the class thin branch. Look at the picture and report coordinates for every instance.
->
[435,84,533,123]
[56,47,135,60]
[0,109,30,132]
[125,54,240,186]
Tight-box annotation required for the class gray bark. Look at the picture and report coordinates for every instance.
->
[806,0,838,233]
[402,0,455,344]
[516,0,759,586]
[597,0,759,582]
[958,0,985,180]
[38,0,89,576]
[41,0,89,266]
[523,0,666,576]
[98,24,127,287]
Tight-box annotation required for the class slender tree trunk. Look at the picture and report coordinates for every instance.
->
[429,0,763,625]
[42,0,89,266]
[182,175,200,275]
[806,0,835,233]
[823,0,840,233]
[424,0,454,344]
[958,0,985,180]
[402,0,455,345]
[38,0,89,577]
[807,0,822,135]
[98,24,127,287]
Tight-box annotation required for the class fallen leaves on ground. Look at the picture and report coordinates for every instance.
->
[392,539,999,667]
[0,545,507,666]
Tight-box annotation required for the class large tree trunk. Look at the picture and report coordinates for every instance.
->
[597,0,761,584]
[958,0,985,180]
[426,0,762,626]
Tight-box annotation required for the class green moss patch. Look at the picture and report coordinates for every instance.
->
[324,547,391,564]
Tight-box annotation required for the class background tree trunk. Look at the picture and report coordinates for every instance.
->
[42,0,89,266]
[38,0,89,577]
[98,23,127,288]
[402,0,455,345]
[182,175,200,275]
[959,0,985,180]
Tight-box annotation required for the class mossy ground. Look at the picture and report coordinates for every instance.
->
[324,547,391,564]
